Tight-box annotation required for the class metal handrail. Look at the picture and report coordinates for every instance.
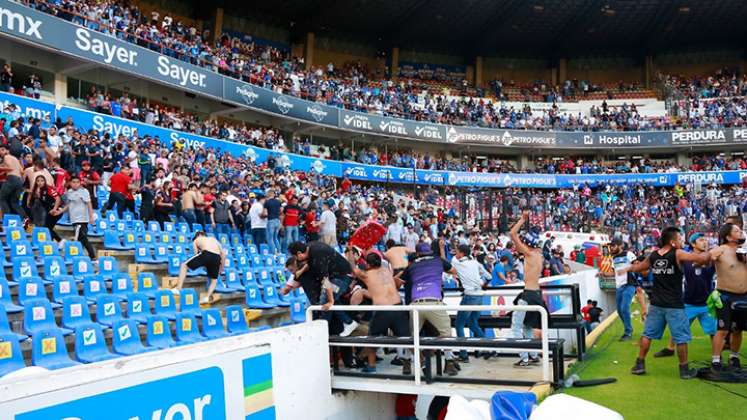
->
[306,303,550,386]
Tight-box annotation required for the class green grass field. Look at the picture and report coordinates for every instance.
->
[561,307,747,420]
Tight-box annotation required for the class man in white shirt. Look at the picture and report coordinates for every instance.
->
[611,238,647,341]
[319,200,337,248]
[249,195,267,245]
[386,218,403,244]
[403,224,419,252]
[452,244,491,362]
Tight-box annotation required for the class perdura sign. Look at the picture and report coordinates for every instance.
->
[1,0,746,149]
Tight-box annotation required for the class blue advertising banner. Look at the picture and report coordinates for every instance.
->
[0,91,55,122]
[16,367,227,420]
[339,109,447,142]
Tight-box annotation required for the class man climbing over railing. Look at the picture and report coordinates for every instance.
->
[509,210,548,368]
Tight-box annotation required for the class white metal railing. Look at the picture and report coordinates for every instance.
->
[306,304,550,385]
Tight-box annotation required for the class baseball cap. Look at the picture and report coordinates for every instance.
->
[689,232,704,244]
[81,160,90,166]
[416,242,432,255]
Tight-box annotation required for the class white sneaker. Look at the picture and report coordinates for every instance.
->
[199,296,210,304]
[170,288,180,295]
[57,239,66,250]
[339,320,359,337]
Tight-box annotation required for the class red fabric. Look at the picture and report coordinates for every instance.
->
[395,395,417,416]
[340,178,352,193]
[304,211,319,233]
[349,221,386,251]
[53,168,70,196]
[110,172,133,199]
[283,205,301,227]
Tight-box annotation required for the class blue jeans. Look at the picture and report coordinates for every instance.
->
[616,285,636,337]
[214,223,231,235]
[319,276,354,326]
[284,226,299,252]
[266,219,281,255]
[511,298,538,361]
[251,228,266,245]
[456,295,485,358]
[182,209,196,230]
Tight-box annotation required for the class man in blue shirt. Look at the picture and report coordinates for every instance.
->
[491,256,508,286]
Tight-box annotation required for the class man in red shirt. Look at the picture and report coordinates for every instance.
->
[340,176,352,193]
[79,161,101,209]
[106,166,136,218]
[282,195,302,252]
[303,202,320,242]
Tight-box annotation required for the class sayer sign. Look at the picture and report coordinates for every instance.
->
[15,367,226,420]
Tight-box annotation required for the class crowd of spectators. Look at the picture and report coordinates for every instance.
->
[20,0,747,133]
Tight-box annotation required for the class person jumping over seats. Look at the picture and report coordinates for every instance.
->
[620,226,711,379]
[171,231,226,304]
[346,248,412,375]
[508,210,547,368]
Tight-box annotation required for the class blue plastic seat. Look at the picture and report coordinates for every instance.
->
[23,299,72,336]
[259,244,270,256]
[200,308,229,339]
[136,272,158,299]
[32,329,80,369]
[43,256,68,282]
[64,241,85,264]
[2,214,22,228]
[174,232,188,245]
[18,277,55,307]
[242,271,257,287]
[98,257,118,279]
[83,275,107,303]
[262,285,285,307]
[52,277,78,304]
[245,284,273,309]
[135,244,157,264]
[163,222,175,233]
[152,243,169,264]
[225,305,249,335]
[31,227,52,248]
[141,231,155,244]
[95,294,124,328]
[5,227,26,246]
[147,221,161,232]
[61,296,92,330]
[213,276,238,294]
[167,254,181,276]
[247,244,258,255]
[224,269,244,291]
[72,256,94,278]
[154,290,177,319]
[0,305,27,341]
[126,292,151,324]
[257,269,273,286]
[103,231,127,250]
[37,242,61,260]
[121,230,137,250]
[290,299,307,323]
[0,333,25,377]
[13,255,47,285]
[276,286,292,306]
[74,324,118,363]
[132,220,145,232]
[179,289,201,317]
[175,222,189,233]
[145,315,175,349]
[111,273,134,300]
[112,319,152,356]
[217,233,230,247]
[250,254,262,267]
[174,313,204,345]
[0,277,22,313]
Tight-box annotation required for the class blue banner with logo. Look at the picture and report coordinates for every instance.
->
[16,367,226,420]
[0,91,55,122]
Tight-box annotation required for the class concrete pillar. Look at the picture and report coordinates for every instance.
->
[517,154,530,171]
[390,47,400,80]
[558,58,567,84]
[676,152,690,168]
[475,56,483,88]
[466,65,475,85]
[305,32,315,70]
[644,55,654,89]
[212,8,224,45]
[551,67,558,86]
[54,72,67,104]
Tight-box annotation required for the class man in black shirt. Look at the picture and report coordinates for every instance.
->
[288,241,359,336]
[622,227,711,379]
[264,189,282,255]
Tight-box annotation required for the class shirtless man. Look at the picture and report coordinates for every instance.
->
[384,239,410,279]
[347,249,411,375]
[23,156,53,189]
[509,210,546,367]
[181,183,201,230]
[709,223,747,371]
[0,144,28,221]
[172,231,226,304]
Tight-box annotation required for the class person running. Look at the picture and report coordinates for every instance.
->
[708,222,747,371]
[622,226,710,379]
[347,249,411,374]
[509,210,547,368]
[55,176,96,260]
[653,232,717,358]
[27,175,62,242]
[0,144,28,224]
[451,244,491,362]
[172,231,226,304]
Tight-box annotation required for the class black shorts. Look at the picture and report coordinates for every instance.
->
[369,308,410,337]
[716,291,747,332]
[185,251,222,279]
[518,289,547,329]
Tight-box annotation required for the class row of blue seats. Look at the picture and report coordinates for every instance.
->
[0,305,283,377]
[3,255,125,286]
[0,272,159,311]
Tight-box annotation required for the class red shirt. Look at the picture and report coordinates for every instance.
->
[110,172,134,200]
[340,178,352,193]
[283,204,302,227]
[51,168,70,196]
[304,211,319,233]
